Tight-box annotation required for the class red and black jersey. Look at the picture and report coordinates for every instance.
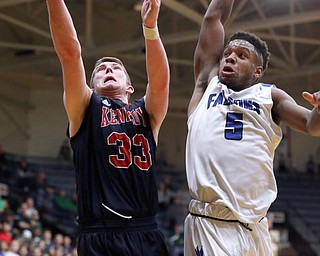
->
[70,92,159,225]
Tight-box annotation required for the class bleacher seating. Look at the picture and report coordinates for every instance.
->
[3,153,320,255]
[271,174,320,255]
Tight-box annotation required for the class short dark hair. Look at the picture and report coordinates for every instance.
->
[227,32,270,70]
[89,57,131,88]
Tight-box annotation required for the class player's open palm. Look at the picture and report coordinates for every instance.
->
[302,91,320,113]
[141,0,160,28]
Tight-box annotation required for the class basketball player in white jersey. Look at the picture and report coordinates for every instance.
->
[184,0,320,255]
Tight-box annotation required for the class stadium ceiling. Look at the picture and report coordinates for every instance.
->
[0,0,320,113]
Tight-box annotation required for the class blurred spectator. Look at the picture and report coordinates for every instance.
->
[0,222,12,245]
[168,223,184,256]
[41,229,53,253]
[0,145,6,170]
[165,196,187,230]
[0,151,206,255]
[17,229,33,245]
[24,198,42,238]
[28,170,55,211]
[70,192,77,207]
[57,140,72,162]
[11,202,32,239]
[17,243,29,256]
[35,239,46,253]
[24,197,39,221]
[29,245,42,256]
[162,175,175,191]
[46,233,66,256]
[54,233,64,246]
[62,235,74,255]
[11,199,41,241]
[158,178,175,212]
[277,152,288,173]
[0,145,9,183]
[54,189,77,215]
[306,154,316,176]
[176,183,191,209]
[0,200,14,224]
[30,226,42,247]
[4,239,20,256]
[71,247,77,256]
[0,153,84,255]
[29,169,48,196]
[157,149,168,167]
[0,240,9,256]
[15,158,34,194]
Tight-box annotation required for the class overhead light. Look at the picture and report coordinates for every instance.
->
[133,1,142,12]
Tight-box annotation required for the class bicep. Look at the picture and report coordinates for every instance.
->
[191,19,224,116]
[144,82,169,143]
[272,88,310,133]
[194,19,225,81]
[60,56,92,135]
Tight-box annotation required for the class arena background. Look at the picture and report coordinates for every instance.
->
[1,1,320,255]
[0,0,320,175]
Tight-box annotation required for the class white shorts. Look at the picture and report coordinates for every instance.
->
[184,200,273,256]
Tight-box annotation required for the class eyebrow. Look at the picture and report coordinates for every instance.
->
[94,63,123,75]
[96,63,121,69]
[224,44,263,64]
[225,46,251,52]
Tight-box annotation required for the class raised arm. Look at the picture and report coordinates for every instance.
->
[141,0,170,143]
[189,0,234,116]
[46,0,92,137]
[272,88,320,136]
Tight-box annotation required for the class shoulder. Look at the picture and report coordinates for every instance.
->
[260,83,273,88]
[271,86,297,125]
[271,86,295,104]
[128,97,145,110]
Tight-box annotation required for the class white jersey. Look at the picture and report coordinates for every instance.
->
[186,76,282,223]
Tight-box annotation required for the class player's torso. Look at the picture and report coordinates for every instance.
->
[71,93,158,224]
[186,76,282,222]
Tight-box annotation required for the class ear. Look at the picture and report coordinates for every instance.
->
[254,66,264,81]
[126,85,134,95]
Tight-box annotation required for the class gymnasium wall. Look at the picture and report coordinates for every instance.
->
[0,84,319,172]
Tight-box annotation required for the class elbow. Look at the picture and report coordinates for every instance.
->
[306,110,320,136]
[306,123,320,136]
[204,0,234,24]
[56,38,82,61]
[203,14,218,26]
[307,127,320,137]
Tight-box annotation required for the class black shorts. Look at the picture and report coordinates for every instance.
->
[77,216,169,256]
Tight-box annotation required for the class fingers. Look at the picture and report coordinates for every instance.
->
[302,91,320,110]
[302,91,314,103]
[147,0,161,6]
[141,0,160,28]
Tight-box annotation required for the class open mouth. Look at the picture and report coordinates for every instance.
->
[104,76,116,83]
[223,66,234,73]
[221,66,236,77]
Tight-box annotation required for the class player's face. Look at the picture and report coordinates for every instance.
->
[92,61,132,98]
[218,40,263,91]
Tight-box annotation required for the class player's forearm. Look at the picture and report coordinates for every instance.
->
[194,0,234,82]
[145,37,170,93]
[307,108,320,136]
[46,0,81,59]
[144,36,170,128]
[141,0,169,92]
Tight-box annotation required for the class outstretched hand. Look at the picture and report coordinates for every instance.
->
[302,91,320,113]
[141,0,160,28]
